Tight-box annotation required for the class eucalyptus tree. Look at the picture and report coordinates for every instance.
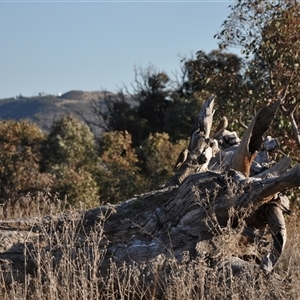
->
[215,0,300,152]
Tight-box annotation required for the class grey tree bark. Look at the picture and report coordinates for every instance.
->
[0,95,298,284]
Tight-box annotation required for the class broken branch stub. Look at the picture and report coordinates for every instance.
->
[191,95,215,140]
[229,100,281,177]
[168,96,216,186]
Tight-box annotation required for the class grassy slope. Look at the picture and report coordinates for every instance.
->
[0,91,110,133]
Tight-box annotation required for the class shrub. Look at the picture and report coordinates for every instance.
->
[0,120,47,200]
[98,131,145,203]
[139,133,188,189]
[41,114,99,207]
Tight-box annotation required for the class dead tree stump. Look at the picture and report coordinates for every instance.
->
[0,95,298,285]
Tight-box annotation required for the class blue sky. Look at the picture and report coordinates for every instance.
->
[0,1,237,99]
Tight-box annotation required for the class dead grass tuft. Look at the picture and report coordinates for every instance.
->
[0,194,299,299]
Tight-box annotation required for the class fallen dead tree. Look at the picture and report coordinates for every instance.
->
[0,95,299,293]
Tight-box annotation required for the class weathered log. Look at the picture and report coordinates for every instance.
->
[0,95,298,286]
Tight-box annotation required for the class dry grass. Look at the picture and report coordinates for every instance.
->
[0,197,299,299]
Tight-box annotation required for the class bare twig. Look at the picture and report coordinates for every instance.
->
[290,103,300,148]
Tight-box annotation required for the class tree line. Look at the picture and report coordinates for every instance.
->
[0,115,186,207]
[0,0,299,208]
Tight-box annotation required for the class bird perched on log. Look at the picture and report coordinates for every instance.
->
[174,148,189,170]
[213,116,228,137]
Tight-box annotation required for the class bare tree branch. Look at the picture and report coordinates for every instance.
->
[290,103,300,148]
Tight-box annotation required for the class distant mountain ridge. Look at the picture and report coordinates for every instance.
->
[0,90,117,133]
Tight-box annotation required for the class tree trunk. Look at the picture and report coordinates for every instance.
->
[0,95,298,285]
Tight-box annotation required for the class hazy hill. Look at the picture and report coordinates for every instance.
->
[0,90,125,134]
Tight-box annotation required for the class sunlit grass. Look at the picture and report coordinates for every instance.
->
[0,195,299,299]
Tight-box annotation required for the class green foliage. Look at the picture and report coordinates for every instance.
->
[216,0,300,100]
[259,3,300,101]
[139,133,188,189]
[90,67,175,147]
[134,68,172,138]
[164,89,206,142]
[215,0,300,156]
[41,114,99,207]
[0,120,47,200]
[178,50,260,134]
[98,131,146,204]
[42,114,98,170]
[90,91,139,134]
[53,167,99,207]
